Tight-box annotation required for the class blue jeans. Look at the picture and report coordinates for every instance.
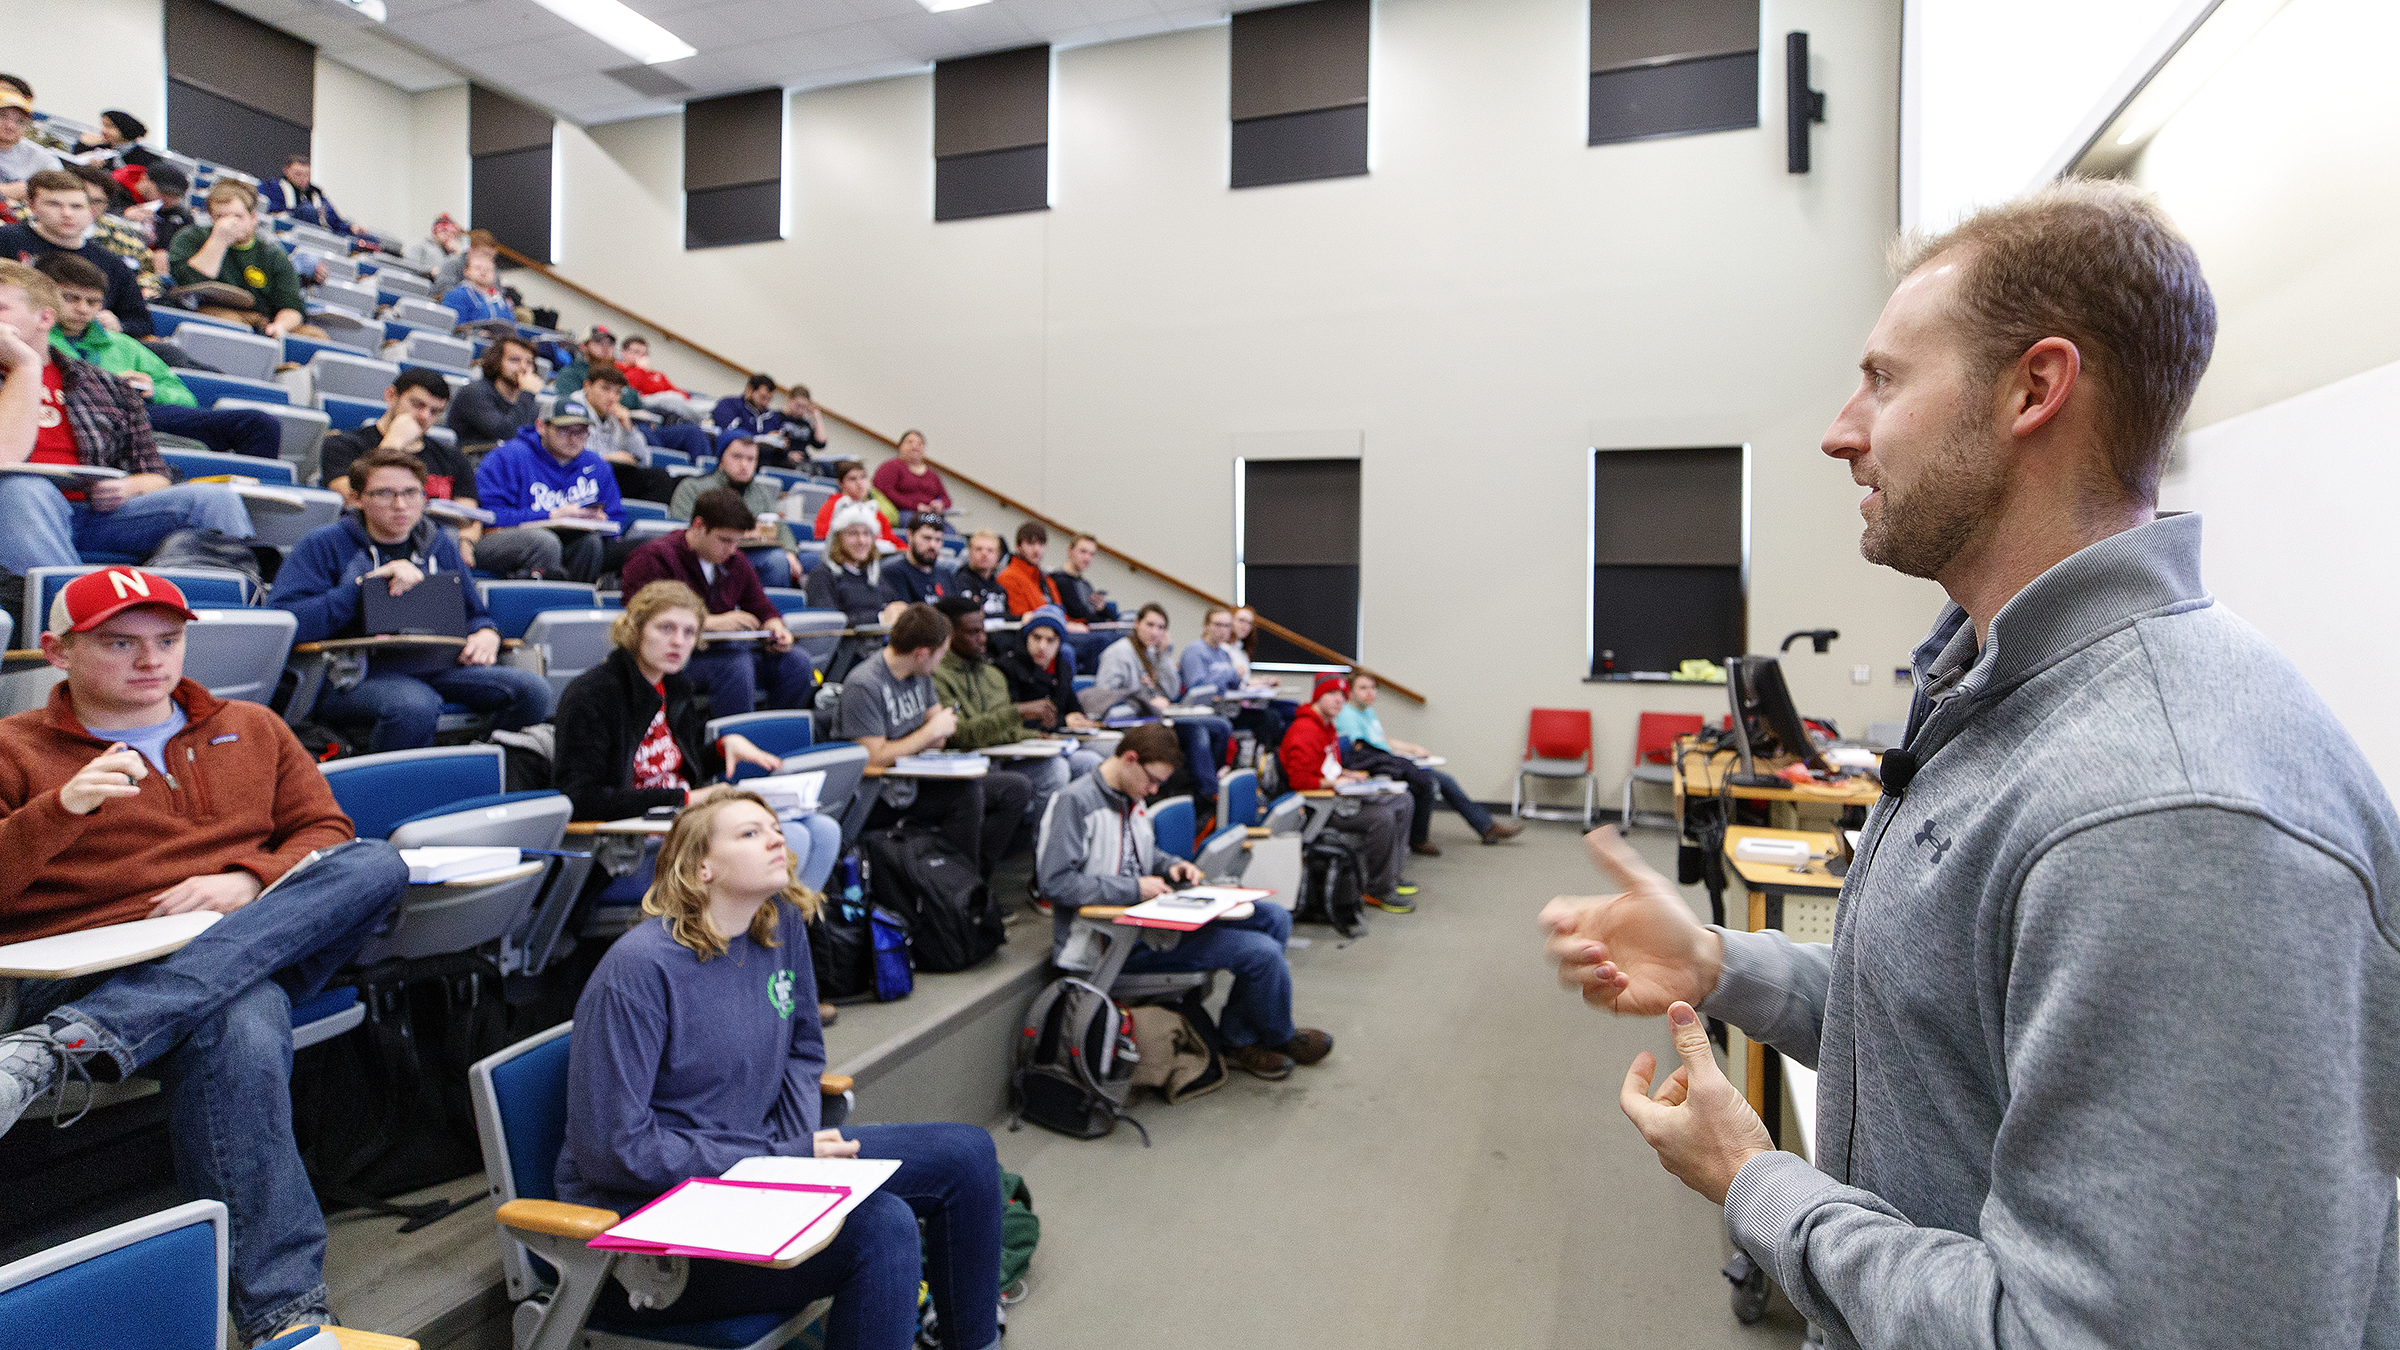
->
[10,839,410,1341]
[783,812,843,893]
[687,643,816,716]
[998,753,1070,823]
[1406,766,1493,841]
[643,423,714,461]
[1123,902,1297,1048]
[744,545,794,589]
[1169,714,1233,804]
[594,1121,1002,1350]
[1062,630,1112,675]
[148,404,282,460]
[0,475,255,574]
[310,661,555,753]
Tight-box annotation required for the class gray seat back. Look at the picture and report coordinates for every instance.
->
[182,609,296,704]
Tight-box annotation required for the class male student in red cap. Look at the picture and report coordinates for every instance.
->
[1279,673,1418,912]
[0,566,410,1345]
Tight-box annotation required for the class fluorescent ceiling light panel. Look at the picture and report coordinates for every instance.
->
[527,0,697,65]
[920,0,996,11]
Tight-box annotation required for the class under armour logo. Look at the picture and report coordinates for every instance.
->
[1913,819,1953,865]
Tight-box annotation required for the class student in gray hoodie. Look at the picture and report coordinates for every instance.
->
[1543,179,2400,1349]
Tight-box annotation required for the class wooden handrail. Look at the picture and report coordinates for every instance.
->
[493,244,1424,702]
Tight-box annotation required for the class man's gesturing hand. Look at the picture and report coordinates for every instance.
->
[1621,1002,1774,1206]
[1540,826,1724,1015]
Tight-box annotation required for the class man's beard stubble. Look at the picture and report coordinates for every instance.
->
[1859,408,2006,582]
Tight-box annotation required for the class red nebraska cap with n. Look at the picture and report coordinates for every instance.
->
[48,568,200,637]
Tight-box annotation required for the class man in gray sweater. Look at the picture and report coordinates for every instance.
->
[1544,179,2399,1346]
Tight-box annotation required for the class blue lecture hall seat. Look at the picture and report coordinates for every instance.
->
[469,1026,841,1350]
[1220,766,1261,829]
[0,1200,229,1350]
[705,710,815,781]
[319,744,508,841]
[22,566,249,640]
[1150,794,1197,861]
[322,395,384,432]
[620,499,669,522]
[479,581,601,642]
[179,373,289,407]
[161,447,297,485]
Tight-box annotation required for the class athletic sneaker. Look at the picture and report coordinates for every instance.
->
[1363,893,1415,915]
[1394,881,1420,896]
[0,1020,102,1137]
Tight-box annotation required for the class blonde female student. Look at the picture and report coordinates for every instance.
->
[556,792,1004,1350]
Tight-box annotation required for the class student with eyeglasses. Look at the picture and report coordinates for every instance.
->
[268,448,553,751]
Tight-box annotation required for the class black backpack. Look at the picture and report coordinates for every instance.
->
[1010,976,1147,1145]
[291,953,512,1229]
[1297,833,1369,938]
[861,823,1005,973]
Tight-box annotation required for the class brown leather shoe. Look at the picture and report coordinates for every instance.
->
[1480,820,1525,844]
[819,1003,839,1026]
[1225,1044,1295,1080]
[1410,841,1442,857]
[1278,1029,1334,1065]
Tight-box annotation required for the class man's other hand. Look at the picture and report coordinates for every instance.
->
[1620,1002,1773,1206]
[148,871,264,918]
[1541,826,1724,1016]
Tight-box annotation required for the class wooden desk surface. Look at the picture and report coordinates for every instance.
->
[565,818,672,836]
[417,860,546,888]
[1721,827,1846,895]
[1672,739,1882,807]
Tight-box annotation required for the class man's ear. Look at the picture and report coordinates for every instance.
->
[39,631,69,671]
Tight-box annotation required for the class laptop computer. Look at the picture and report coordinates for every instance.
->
[361,571,469,638]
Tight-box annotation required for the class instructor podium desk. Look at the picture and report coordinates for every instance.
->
[1720,825,1844,1150]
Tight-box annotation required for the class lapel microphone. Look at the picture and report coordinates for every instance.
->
[1878,747,1919,798]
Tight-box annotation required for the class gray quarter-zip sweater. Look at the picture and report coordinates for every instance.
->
[1706,513,2400,1348]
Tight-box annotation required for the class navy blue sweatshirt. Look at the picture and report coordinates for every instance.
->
[557,904,827,1215]
[268,513,496,675]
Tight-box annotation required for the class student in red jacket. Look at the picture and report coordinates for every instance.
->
[1279,674,1417,912]
[0,568,410,1344]
[621,488,814,716]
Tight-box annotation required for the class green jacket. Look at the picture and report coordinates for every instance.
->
[551,357,644,411]
[166,225,306,318]
[934,651,1029,750]
[669,470,797,550]
[49,325,195,407]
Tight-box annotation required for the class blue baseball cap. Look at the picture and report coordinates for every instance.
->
[713,426,757,457]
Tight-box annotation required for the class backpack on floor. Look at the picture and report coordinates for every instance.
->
[1297,832,1369,938]
[292,952,512,1227]
[1126,1001,1227,1104]
[1011,976,1147,1144]
[861,822,1004,973]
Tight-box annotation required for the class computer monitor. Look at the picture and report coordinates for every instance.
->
[1725,654,1828,783]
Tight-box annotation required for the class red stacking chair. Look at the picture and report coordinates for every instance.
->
[1512,708,1599,826]
[1620,711,1706,831]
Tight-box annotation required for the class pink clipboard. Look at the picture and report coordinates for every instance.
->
[589,1177,851,1265]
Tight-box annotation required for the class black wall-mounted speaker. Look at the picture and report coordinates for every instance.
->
[1787,31,1828,173]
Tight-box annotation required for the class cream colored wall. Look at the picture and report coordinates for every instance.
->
[2131,0,2400,431]
[525,0,1937,802]
[0,0,164,139]
[404,84,472,246]
[311,59,417,238]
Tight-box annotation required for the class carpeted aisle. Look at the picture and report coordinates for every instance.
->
[992,814,1810,1348]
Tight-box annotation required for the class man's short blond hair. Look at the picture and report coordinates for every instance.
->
[204,180,258,213]
[0,259,61,322]
[1893,177,2215,504]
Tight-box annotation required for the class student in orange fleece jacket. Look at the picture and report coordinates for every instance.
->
[0,568,410,1344]
[996,519,1063,616]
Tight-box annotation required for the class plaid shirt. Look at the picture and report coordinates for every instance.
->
[55,353,165,477]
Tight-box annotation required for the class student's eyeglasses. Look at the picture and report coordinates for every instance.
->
[362,487,425,504]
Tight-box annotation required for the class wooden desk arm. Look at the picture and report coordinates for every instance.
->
[820,1074,853,1095]
[321,1329,421,1350]
[496,1198,619,1240]
[1298,789,1334,798]
[1245,826,1271,838]
[1079,905,1130,919]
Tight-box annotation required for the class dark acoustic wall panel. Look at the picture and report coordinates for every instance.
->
[1230,0,1370,189]
[164,0,314,131]
[1230,105,1370,189]
[472,144,551,265]
[934,146,1049,222]
[934,46,1051,158]
[686,181,781,250]
[1244,458,1361,565]
[471,86,554,158]
[1588,52,1759,146]
[685,89,782,191]
[164,80,309,184]
[1589,0,1758,72]
[1230,0,1371,121]
[1591,565,1745,674]
[1591,447,1744,566]
[1246,565,1361,665]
